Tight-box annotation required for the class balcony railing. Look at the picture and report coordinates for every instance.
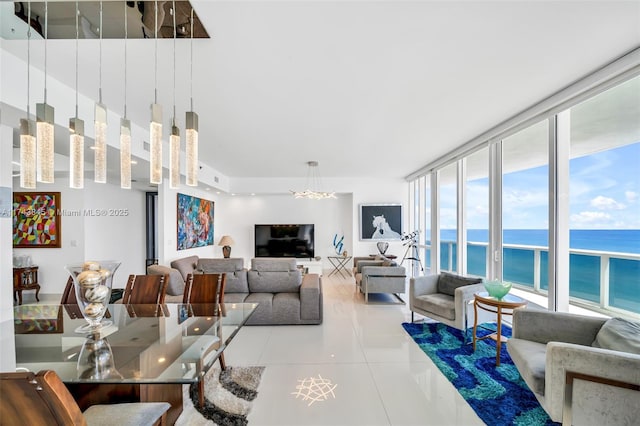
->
[424,241,640,316]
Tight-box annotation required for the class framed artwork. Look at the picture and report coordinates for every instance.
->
[177,193,214,250]
[360,203,403,241]
[13,192,62,248]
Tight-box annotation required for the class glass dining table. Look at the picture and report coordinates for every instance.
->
[11,302,257,425]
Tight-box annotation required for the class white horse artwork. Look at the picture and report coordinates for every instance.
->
[371,215,401,239]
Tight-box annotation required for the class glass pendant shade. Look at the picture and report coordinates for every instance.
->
[94,102,107,183]
[185,111,198,186]
[150,103,162,184]
[20,119,37,189]
[169,124,180,189]
[120,118,131,189]
[69,117,85,189]
[36,102,55,183]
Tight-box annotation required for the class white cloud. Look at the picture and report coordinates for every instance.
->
[590,195,625,210]
[625,191,638,203]
[570,211,612,227]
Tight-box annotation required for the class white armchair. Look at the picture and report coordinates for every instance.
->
[508,309,640,424]
[409,273,494,337]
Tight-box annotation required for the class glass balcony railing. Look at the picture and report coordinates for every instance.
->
[432,240,640,316]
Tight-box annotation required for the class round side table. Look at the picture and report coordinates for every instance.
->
[473,291,527,366]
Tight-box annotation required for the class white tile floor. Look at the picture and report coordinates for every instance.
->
[217,273,484,426]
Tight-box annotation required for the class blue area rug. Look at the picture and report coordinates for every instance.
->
[402,322,559,426]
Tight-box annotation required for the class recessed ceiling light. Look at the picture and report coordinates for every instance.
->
[251,193,256,196]
[131,160,138,165]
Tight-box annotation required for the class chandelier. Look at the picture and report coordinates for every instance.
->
[290,161,337,200]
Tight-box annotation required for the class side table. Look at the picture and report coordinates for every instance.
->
[327,256,353,278]
[13,266,41,305]
[473,291,527,366]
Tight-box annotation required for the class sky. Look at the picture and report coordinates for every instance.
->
[439,141,640,230]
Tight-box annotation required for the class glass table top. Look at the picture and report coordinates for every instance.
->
[12,302,257,384]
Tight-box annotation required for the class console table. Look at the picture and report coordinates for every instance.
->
[13,266,40,305]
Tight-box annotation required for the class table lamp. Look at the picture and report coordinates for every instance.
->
[218,235,235,258]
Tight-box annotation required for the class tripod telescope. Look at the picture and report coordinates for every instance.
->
[400,231,424,275]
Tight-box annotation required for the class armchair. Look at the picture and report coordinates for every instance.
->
[409,273,492,334]
[354,258,406,303]
[508,309,640,424]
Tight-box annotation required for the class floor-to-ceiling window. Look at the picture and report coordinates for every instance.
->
[408,65,639,318]
[501,120,549,290]
[423,176,432,272]
[568,75,640,314]
[466,148,489,278]
[439,163,458,272]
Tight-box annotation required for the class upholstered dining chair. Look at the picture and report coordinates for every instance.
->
[0,370,170,426]
[183,272,227,407]
[123,274,168,304]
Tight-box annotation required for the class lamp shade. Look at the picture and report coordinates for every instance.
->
[218,236,235,247]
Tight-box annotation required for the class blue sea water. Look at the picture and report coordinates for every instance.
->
[432,229,640,314]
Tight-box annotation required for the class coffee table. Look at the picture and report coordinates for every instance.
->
[12,302,256,425]
[472,292,527,366]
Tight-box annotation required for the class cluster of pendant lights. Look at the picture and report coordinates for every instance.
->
[19,0,199,190]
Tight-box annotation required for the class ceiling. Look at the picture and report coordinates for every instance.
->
[3,1,640,183]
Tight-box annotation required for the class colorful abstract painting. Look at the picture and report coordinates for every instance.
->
[177,193,214,250]
[13,192,62,248]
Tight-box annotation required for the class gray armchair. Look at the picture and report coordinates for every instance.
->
[508,309,640,424]
[409,273,492,334]
[354,258,406,303]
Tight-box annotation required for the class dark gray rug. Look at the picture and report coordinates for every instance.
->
[190,366,265,426]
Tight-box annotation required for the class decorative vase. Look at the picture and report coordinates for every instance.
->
[65,260,120,333]
[483,280,513,300]
[77,333,122,380]
[377,242,389,255]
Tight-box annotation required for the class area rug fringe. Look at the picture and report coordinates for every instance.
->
[188,365,265,426]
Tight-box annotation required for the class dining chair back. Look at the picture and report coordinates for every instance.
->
[0,370,170,426]
[123,274,168,304]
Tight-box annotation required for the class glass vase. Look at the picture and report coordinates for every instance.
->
[77,333,122,380]
[66,260,121,333]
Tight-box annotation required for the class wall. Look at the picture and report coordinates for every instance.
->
[159,177,409,270]
[12,178,147,294]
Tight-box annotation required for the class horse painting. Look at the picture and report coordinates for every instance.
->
[371,215,401,239]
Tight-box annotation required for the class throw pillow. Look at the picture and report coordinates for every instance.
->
[592,317,640,355]
[437,272,482,297]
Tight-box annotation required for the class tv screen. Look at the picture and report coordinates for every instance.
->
[254,224,315,259]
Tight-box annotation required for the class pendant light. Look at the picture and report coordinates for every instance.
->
[290,161,337,199]
[149,0,162,185]
[169,0,180,189]
[120,0,131,189]
[36,0,55,183]
[69,0,84,189]
[20,2,36,189]
[185,7,198,186]
[94,1,107,183]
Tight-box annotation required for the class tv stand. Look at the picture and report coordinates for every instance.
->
[297,259,323,276]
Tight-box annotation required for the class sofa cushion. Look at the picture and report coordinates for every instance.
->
[251,258,297,272]
[248,269,302,293]
[507,338,547,395]
[147,264,184,296]
[198,258,249,293]
[592,317,640,355]
[413,293,455,320]
[437,272,482,297]
[170,256,199,280]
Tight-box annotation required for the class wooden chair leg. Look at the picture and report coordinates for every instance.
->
[218,352,226,370]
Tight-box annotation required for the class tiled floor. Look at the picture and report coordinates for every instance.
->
[215,273,484,426]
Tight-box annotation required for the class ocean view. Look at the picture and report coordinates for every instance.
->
[431,229,640,314]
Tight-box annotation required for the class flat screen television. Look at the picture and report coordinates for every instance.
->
[254,224,315,259]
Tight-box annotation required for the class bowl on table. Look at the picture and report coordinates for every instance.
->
[483,280,512,300]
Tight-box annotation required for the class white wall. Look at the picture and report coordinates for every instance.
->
[12,177,146,294]
[158,177,409,270]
